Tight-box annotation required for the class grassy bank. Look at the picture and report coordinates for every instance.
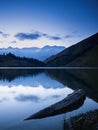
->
[64,110,98,130]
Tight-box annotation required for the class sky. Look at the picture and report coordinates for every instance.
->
[0,0,98,48]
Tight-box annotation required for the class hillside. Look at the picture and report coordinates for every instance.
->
[0,53,45,67]
[45,33,98,67]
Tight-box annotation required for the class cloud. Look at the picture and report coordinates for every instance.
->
[15,94,39,102]
[0,41,4,43]
[15,33,41,40]
[0,97,9,103]
[11,41,17,43]
[15,31,62,41]
[0,32,3,34]
[44,34,61,40]
[64,34,73,38]
[48,36,61,40]
[0,31,9,38]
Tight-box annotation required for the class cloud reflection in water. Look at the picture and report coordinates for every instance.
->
[15,95,39,102]
[0,85,73,103]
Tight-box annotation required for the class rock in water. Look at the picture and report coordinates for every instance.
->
[25,89,86,120]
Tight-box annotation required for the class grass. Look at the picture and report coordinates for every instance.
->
[64,110,98,130]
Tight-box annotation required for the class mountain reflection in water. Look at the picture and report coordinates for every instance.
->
[0,69,98,130]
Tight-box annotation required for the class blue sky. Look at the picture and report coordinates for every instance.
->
[0,0,97,48]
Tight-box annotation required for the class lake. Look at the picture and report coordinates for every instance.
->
[0,69,98,130]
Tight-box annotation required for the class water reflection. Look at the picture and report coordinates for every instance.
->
[15,95,40,102]
[0,69,98,130]
[0,69,43,81]
[0,85,72,103]
[0,72,65,88]
[46,69,98,102]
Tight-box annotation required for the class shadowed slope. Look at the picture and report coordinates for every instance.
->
[45,33,98,67]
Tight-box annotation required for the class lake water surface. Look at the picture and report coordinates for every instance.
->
[0,69,98,130]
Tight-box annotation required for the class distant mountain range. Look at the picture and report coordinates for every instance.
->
[45,33,98,67]
[0,45,65,61]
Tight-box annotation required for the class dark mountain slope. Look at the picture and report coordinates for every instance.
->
[66,43,98,67]
[45,33,98,67]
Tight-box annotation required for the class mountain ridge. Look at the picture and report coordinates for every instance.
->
[45,33,98,67]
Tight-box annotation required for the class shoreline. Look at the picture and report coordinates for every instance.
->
[0,67,98,69]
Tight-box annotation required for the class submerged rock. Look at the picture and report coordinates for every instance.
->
[25,89,86,120]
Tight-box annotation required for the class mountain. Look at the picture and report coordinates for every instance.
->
[0,45,65,61]
[45,33,98,67]
[0,53,45,67]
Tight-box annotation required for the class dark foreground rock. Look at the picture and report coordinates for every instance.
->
[25,89,85,120]
[64,110,98,130]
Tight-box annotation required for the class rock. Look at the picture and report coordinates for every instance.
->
[25,89,86,120]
